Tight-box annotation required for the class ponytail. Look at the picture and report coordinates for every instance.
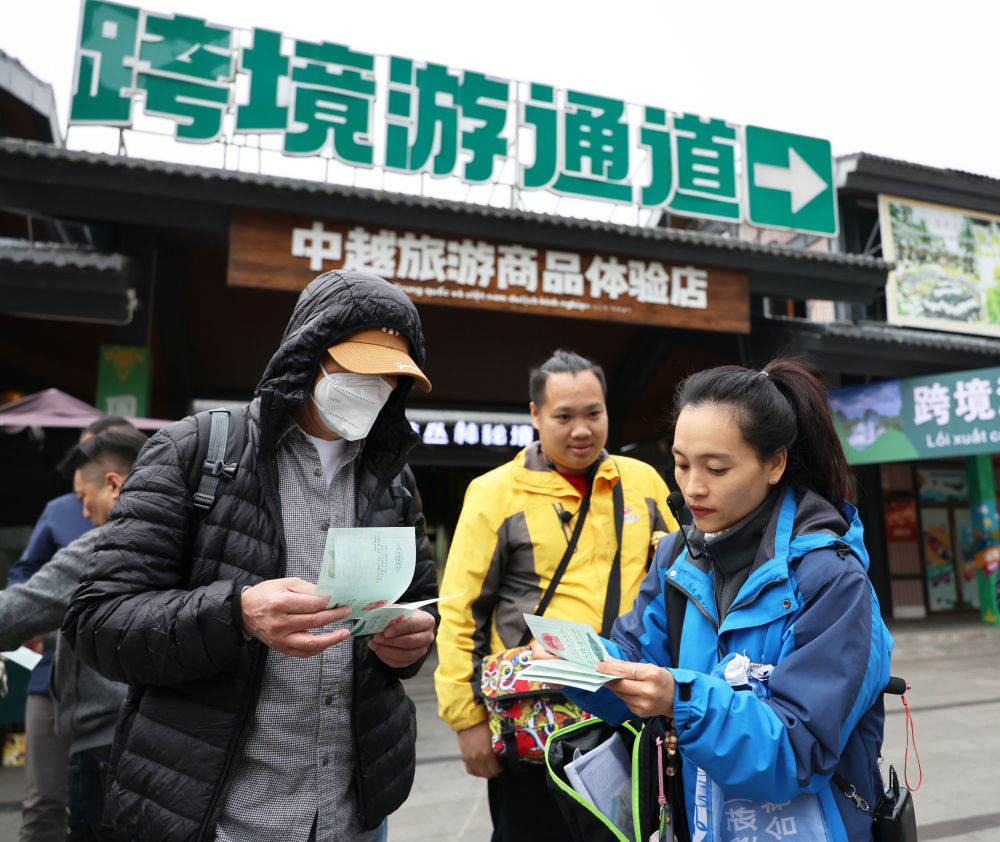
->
[673,358,852,505]
[763,359,852,504]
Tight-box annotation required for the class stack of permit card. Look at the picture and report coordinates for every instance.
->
[517,613,615,692]
[315,526,458,637]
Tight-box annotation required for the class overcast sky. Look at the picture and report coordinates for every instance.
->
[3,0,999,185]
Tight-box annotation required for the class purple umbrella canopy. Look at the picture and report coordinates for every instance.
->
[0,388,172,432]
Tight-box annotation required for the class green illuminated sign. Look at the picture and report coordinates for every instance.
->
[745,126,837,236]
[70,0,837,236]
[829,364,1000,465]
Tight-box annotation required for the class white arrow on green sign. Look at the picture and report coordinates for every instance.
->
[744,126,838,237]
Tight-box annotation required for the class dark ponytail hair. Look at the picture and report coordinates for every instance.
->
[673,358,852,505]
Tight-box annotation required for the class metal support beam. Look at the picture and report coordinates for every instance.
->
[152,249,193,421]
[605,326,675,451]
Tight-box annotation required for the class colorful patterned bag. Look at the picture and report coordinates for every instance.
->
[478,476,618,763]
[480,644,592,764]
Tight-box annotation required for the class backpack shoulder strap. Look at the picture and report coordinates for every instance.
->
[192,406,247,513]
[664,530,688,669]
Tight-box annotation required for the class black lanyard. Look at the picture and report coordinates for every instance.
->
[518,473,624,645]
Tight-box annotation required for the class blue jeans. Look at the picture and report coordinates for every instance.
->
[67,744,130,841]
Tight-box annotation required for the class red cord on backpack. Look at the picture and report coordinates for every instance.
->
[900,693,922,791]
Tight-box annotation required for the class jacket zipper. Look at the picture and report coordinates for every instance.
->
[197,643,269,841]
[666,577,718,634]
[726,576,788,614]
[665,574,788,666]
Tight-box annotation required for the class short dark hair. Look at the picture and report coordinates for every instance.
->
[58,427,149,482]
[84,415,131,436]
[529,350,607,407]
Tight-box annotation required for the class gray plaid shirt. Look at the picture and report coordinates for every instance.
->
[215,421,372,842]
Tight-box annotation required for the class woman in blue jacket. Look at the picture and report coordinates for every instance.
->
[540,360,893,842]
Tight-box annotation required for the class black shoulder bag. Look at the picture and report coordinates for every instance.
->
[544,527,691,842]
[834,761,916,841]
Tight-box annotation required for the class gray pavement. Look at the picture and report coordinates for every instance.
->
[0,765,21,839]
[0,615,996,840]
[877,616,1000,842]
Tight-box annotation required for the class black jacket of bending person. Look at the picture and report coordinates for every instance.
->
[63,270,436,842]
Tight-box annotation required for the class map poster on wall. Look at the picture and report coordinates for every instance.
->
[880,195,1000,338]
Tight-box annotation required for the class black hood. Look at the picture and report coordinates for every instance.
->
[254,270,426,476]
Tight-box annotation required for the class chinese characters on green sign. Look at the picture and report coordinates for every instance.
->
[828,365,1000,465]
[71,0,838,235]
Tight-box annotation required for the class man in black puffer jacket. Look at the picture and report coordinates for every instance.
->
[63,271,438,842]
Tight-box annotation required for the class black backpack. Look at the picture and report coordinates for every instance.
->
[190,407,248,514]
[188,405,413,525]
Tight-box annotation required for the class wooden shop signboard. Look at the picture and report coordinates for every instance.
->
[228,211,749,333]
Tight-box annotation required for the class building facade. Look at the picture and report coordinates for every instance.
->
[6,6,1000,622]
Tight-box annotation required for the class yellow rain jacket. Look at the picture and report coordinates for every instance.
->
[435,442,676,731]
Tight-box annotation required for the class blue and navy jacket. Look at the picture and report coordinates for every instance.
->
[566,486,893,842]
[8,492,91,694]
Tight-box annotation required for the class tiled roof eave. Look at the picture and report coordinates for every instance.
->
[0,138,890,272]
[771,315,1000,356]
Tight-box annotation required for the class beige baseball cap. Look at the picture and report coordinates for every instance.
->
[327,327,432,392]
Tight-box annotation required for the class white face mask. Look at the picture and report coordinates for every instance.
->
[310,371,393,441]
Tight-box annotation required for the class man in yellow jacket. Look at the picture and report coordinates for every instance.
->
[435,349,677,842]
